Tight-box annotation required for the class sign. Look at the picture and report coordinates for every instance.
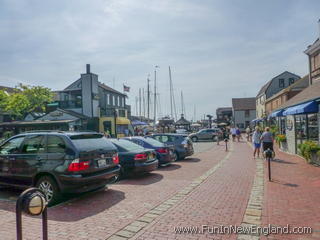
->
[286,118,293,131]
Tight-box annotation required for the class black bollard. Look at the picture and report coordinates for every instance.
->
[224,138,228,151]
[264,148,273,181]
[16,188,48,240]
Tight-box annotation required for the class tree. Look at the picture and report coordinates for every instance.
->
[4,84,54,119]
[0,90,9,111]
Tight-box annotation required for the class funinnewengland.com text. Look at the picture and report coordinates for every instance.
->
[174,224,312,236]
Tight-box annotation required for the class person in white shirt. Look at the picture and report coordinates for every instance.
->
[252,126,262,158]
[230,126,237,142]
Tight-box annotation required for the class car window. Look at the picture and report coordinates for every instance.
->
[153,136,162,142]
[0,136,25,154]
[133,139,145,147]
[144,137,164,147]
[21,135,45,154]
[47,136,66,153]
[70,134,116,152]
[110,139,145,152]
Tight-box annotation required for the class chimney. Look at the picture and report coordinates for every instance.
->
[86,64,91,74]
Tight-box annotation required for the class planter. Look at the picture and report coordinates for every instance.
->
[310,152,320,165]
[280,141,288,152]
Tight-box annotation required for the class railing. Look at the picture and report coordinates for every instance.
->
[58,100,82,109]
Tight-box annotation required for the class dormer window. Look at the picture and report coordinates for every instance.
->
[279,79,285,88]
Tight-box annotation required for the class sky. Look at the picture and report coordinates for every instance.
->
[0,0,319,121]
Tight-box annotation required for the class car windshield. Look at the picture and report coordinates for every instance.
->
[70,134,116,151]
[144,137,164,147]
[110,139,145,152]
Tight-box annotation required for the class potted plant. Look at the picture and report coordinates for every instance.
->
[275,134,287,151]
[298,141,320,165]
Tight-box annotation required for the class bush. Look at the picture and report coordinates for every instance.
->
[298,141,320,163]
[275,134,286,143]
[269,125,279,136]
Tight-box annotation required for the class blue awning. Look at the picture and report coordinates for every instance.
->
[251,118,264,123]
[283,101,319,116]
[269,109,284,118]
[132,120,148,126]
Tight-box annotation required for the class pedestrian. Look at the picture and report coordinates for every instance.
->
[230,126,237,142]
[245,126,251,141]
[236,127,241,142]
[260,127,274,156]
[252,126,261,158]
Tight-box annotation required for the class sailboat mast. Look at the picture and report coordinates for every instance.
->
[153,68,157,130]
[169,66,173,119]
[147,77,150,123]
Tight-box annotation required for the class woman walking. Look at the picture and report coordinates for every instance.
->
[260,127,274,154]
[252,126,261,158]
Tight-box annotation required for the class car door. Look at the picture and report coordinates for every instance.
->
[0,136,25,185]
[204,130,214,140]
[13,135,47,186]
[198,130,207,140]
[45,135,70,173]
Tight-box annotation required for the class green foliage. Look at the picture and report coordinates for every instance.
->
[0,90,9,110]
[3,84,53,119]
[298,141,320,163]
[269,125,279,136]
[275,134,286,143]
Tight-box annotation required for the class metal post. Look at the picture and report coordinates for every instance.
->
[42,208,48,240]
[267,156,271,181]
[16,197,23,240]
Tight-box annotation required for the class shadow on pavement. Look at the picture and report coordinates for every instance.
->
[272,179,299,187]
[48,188,125,221]
[157,164,181,171]
[272,158,296,165]
[178,158,201,163]
[116,172,163,185]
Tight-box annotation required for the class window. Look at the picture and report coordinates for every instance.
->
[21,135,45,154]
[107,94,110,105]
[122,97,125,107]
[245,110,250,117]
[0,136,25,154]
[118,96,120,106]
[289,78,295,85]
[112,95,115,106]
[47,136,66,153]
[307,114,318,141]
[279,79,285,88]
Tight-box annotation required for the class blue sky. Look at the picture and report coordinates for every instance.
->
[0,0,319,120]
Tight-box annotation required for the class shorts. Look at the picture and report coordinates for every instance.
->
[262,142,273,152]
[232,134,236,137]
[253,143,261,149]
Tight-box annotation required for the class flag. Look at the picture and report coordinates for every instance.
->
[123,84,130,92]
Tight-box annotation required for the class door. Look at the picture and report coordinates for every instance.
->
[13,135,47,186]
[0,136,25,185]
[198,130,207,140]
[46,135,70,172]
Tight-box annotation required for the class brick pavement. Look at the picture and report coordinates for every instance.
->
[261,146,320,240]
[132,141,257,240]
[0,142,228,240]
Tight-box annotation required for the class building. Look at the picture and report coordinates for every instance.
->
[269,23,320,155]
[256,71,300,119]
[232,98,256,130]
[265,75,309,116]
[216,107,232,125]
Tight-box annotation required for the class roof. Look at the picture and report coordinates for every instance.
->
[175,115,191,125]
[256,71,301,97]
[0,86,15,94]
[0,119,75,127]
[232,97,256,110]
[266,75,310,103]
[216,107,232,112]
[56,108,89,119]
[276,80,320,110]
[304,38,320,55]
[99,83,126,96]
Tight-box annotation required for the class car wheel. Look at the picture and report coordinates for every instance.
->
[173,152,178,162]
[36,176,60,206]
[191,136,198,142]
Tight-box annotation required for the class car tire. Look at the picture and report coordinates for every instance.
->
[36,176,60,206]
[173,152,178,162]
[191,136,198,142]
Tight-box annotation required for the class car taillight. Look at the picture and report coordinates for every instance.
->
[157,148,168,154]
[112,154,119,164]
[134,153,148,160]
[68,158,89,172]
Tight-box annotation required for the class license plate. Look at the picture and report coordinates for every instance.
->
[97,159,107,167]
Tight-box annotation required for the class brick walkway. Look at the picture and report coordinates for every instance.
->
[132,141,256,240]
[261,146,320,240]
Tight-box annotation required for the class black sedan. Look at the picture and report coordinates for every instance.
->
[123,137,175,166]
[109,138,158,177]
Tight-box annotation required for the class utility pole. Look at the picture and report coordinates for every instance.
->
[169,66,173,119]
[147,76,150,123]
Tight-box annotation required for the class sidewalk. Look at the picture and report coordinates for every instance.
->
[261,145,320,240]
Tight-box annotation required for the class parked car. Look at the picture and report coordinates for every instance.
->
[123,137,175,166]
[0,131,120,205]
[150,134,194,160]
[189,128,221,142]
[109,138,158,177]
